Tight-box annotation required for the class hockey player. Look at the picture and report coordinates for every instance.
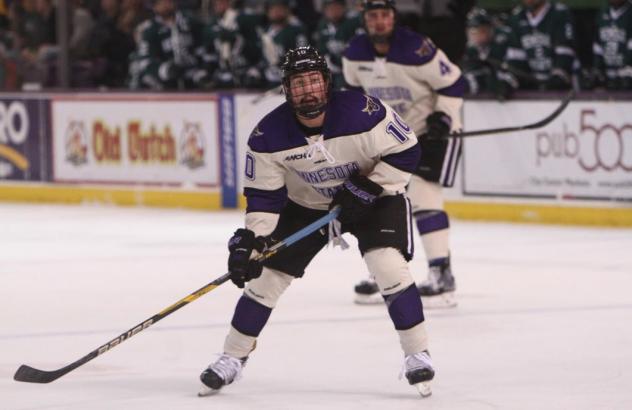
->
[500,0,577,92]
[204,0,266,88]
[462,7,511,96]
[314,0,364,89]
[199,46,434,397]
[342,0,465,307]
[592,0,632,90]
[259,0,309,86]
[130,0,211,90]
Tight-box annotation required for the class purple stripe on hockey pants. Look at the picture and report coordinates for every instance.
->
[230,295,273,337]
[415,210,449,235]
[385,284,425,331]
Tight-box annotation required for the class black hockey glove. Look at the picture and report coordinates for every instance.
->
[330,175,383,224]
[424,111,452,140]
[227,228,268,288]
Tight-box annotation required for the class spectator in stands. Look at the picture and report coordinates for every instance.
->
[69,0,95,60]
[417,0,475,66]
[291,0,319,38]
[14,0,58,87]
[129,0,211,90]
[90,0,137,88]
[314,0,362,89]
[0,0,18,89]
[204,0,265,88]
[259,0,308,86]
[501,0,577,94]
[592,0,632,90]
[119,0,151,33]
[461,7,510,97]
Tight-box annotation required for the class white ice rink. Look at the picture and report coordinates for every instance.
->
[1,203,631,410]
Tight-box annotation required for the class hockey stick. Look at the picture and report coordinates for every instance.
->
[451,90,575,138]
[251,85,284,105]
[14,207,341,384]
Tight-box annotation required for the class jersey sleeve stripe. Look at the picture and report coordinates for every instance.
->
[245,186,288,213]
[381,142,421,173]
[436,76,467,97]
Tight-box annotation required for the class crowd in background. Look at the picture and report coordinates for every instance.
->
[0,0,630,95]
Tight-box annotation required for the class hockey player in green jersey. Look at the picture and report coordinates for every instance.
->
[204,0,266,88]
[259,0,309,86]
[462,7,510,96]
[130,0,211,90]
[502,0,577,92]
[314,0,364,89]
[593,0,632,90]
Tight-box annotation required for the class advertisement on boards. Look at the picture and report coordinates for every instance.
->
[0,97,45,181]
[463,100,632,202]
[51,97,220,187]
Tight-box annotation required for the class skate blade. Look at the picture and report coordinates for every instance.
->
[413,381,432,398]
[354,293,383,305]
[421,291,457,309]
[198,385,221,397]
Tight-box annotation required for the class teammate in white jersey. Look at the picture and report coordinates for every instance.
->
[199,46,434,397]
[342,0,465,307]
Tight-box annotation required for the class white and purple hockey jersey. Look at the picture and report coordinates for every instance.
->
[342,27,465,137]
[243,90,420,236]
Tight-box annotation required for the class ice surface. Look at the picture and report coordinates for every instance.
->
[1,203,631,410]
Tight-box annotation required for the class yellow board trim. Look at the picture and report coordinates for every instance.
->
[0,184,222,210]
[2,185,631,227]
[445,201,632,228]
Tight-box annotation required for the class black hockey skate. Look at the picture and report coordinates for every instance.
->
[417,256,457,308]
[353,279,382,305]
[198,354,247,396]
[402,351,435,397]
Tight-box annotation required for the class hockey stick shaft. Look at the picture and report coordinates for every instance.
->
[450,90,574,138]
[14,207,341,384]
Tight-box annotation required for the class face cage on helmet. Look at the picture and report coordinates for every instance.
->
[283,69,332,119]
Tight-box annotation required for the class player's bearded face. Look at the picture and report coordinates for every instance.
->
[364,8,395,44]
[288,72,327,117]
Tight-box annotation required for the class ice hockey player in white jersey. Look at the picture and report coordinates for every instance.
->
[199,46,434,397]
[342,0,465,307]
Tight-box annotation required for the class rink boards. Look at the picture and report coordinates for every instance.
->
[0,92,630,226]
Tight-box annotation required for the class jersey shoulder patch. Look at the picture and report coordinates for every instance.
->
[343,34,375,61]
[247,103,307,154]
[387,27,437,66]
[322,90,387,139]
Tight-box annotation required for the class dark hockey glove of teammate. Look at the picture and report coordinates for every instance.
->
[330,175,383,224]
[227,229,267,288]
[424,111,452,140]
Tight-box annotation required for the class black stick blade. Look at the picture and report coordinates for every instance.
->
[14,364,66,383]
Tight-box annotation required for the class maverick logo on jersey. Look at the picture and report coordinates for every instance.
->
[362,95,381,116]
[64,121,89,166]
[415,37,435,58]
[180,122,205,169]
